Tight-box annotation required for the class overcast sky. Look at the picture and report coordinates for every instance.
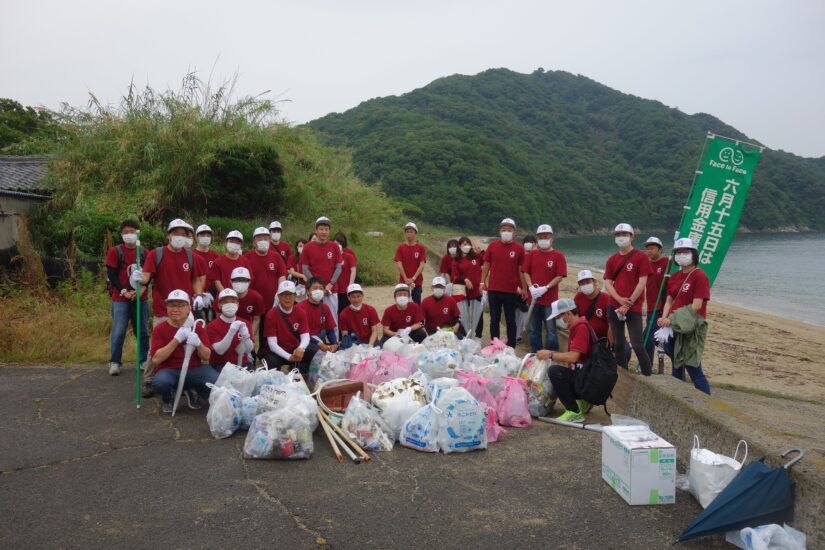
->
[3,1,824,157]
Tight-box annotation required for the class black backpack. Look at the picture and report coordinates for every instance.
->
[574,323,618,411]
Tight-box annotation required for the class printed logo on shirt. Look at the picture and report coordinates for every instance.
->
[246,305,254,313]
[471,259,478,266]
[182,262,190,272]
[292,322,300,331]
[414,251,420,259]
[626,262,634,272]
[681,283,692,293]
[269,262,275,270]
[405,315,412,323]
[442,307,449,314]
[326,251,333,259]
[546,260,554,268]
[361,318,368,326]
[320,314,326,324]
[596,308,604,318]
[208,260,214,268]
[509,251,515,258]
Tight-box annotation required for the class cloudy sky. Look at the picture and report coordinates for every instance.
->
[3,1,824,157]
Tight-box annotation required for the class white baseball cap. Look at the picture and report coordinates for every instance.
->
[577,269,595,283]
[165,289,190,303]
[315,216,331,227]
[404,221,419,232]
[547,298,577,320]
[393,283,411,294]
[346,283,364,295]
[674,237,697,251]
[225,230,244,242]
[183,222,194,234]
[614,223,634,235]
[500,218,516,228]
[644,236,663,247]
[195,224,212,235]
[218,288,238,301]
[432,276,447,287]
[277,280,297,295]
[167,218,189,232]
[536,224,554,235]
[269,221,282,230]
[230,267,251,280]
[252,226,270,238]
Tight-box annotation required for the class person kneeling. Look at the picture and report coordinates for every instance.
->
[536,298,593,423]
[206,289,254,371]
[381,284,427,344]
[296,277,339,353]
[421,276,461,335]
[339,284,381,349]
[150,290,217,414]
[260,281,315,374]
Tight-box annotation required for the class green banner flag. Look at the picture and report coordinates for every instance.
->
[677,134,762,285]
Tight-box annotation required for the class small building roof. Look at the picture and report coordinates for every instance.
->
[0,155,52,198]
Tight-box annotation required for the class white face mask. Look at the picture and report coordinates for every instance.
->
[232,281,250,294]
[396,296,409,308]
[184,237,194,249]
[198,236,211,247]
[537,239,552,250]
[433,288,445,298]
[256,240,270,253]
[556,315,568,330]
[221,303,238,317]
[448,247,457,256]
[615,236,631,248]
[122,233,137,245]
[310,289,325,302]
[524,242,535,251]
[270,231,281,242]
[170,235,187,249]
[579,283,595,295]
[675,252,694,267]
[350,303,362,311]
[500,231,514,243]
[297,245,304,255]
[460,245,472,254]
[226,242,242,254]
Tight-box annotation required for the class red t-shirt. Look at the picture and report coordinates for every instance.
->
[438,253,454,277]
[335,251,357,294]
[272,241,293,267]
[604,249,652,313]
[451,255,483,299]
[105,245,148,302]
[420,295,461,332]
[193,248,220,288]
[263,306,309,354]
[300,240,342,285]
[381,303,423,332]
[574,291,611,339]
[296,299,337,335]
[483,240,524,294]
[206,316,252,366]
[566,316,593,369]
[394,242,427,285]
[243,249,286,309]
[149,321,211,371]
[209,254,251,290]
[668,268,711,319]
[215,288,266,320]
[521,249,567,305]
[646,257,669,313]
[143,246,204,317]
[339,304,380,341]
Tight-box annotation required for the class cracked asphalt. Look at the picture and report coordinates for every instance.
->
[0,364,727,549]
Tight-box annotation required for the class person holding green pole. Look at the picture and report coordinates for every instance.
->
[643,236,668,368]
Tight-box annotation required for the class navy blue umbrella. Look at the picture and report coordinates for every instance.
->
[678,448,804,543]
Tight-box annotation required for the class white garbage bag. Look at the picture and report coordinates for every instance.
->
[726,523,806,550]
[436,386,487,454]
[215,362,256,397]
[422,330,460,351]
[243,408,313,460]
[206,383,242,439]
[689,436,748,508]
[400,403,441,453]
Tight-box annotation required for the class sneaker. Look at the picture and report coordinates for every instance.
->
[108,362,121,376]
[184,389,202,410]
[556,409,585,423]
[577,400,593,414]
[161,400,173,414]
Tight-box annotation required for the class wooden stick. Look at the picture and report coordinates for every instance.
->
[322,414,360,463]
[319,413,344,463]
[319,408,371,462]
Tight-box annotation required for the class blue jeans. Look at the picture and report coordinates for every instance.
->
[644,310,663,364]
[151,364,219,404]
[110,300,149,364]
[664,338,711,395]
[529,304,558,352]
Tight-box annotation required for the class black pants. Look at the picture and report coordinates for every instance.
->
[548,365,580,412]
[411,285,422,305]
[337,292,350,313]
[259,342,320,375]
[380,328,427,346]
[607,306,653,376]
[488,291,520,347]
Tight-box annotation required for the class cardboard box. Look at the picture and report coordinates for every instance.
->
[602,425,676,505]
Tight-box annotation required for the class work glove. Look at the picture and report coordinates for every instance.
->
[229,320,244,333]
[192,295,205,311]
[200,293,213,307]
[174,326,191,343]
[397,327,412,339]
[238,323,250,340]
[186,331,201,348]
[481,291,489,308]
[654,326,673,345]
[529,285,548,301]
[129,268,143,289]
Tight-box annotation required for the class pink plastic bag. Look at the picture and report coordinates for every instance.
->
[371,352,415,384]
[481,337,513,357]
[456,370,496,409]
[348,356,379,383]
[496,376,531,428]
[483,404,506,443]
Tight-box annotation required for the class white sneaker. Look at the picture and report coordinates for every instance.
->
[108,362,121,376]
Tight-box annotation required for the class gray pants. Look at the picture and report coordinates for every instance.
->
[607,306,652,376]
[323,293,339,330]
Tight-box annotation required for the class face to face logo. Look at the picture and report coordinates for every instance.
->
[626,262,634,271]
[292,322,300,331]
[596,308,604,318]
[326,251,333,259]
[546,260,554,268]
[509,251,516,258]
[182,262,190,272]
[269,262,275,270]
[405,315,412,323]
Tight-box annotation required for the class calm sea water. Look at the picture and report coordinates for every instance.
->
[555,232,825,326]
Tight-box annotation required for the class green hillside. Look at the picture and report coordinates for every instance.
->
[309,68,825,233]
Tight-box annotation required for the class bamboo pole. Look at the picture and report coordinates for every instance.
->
[318,408,371,462]
[319,412,344,463]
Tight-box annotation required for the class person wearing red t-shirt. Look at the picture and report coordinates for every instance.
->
[451,236,484,338]
[439,239,459,284]
[300,217,344,325]
[381,284,427,344]
[572,270,612,341]
[260,280,315,374]
[333,233,357,313]
[537,299,594,423]
[297,277,339,353]
[339,284,381,348]
[480,218,526,348]
[421,277,461,334]
[105,219,149,376]
[603,223,653,376]
[193,224,220,321]
[643,236,669,365]
[209,230,251,292]
[244,227,287,311]
[206,289,254,369]
[149,290,216,414]
[268,220,293,267]
[522,224,567,352]
[658,238,712,394]
[214,267,265,349]
[394,222,428,305]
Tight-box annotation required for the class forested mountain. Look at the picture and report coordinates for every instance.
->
[309,68,825,233]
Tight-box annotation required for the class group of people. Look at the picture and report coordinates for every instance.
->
[105,215,711,420]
